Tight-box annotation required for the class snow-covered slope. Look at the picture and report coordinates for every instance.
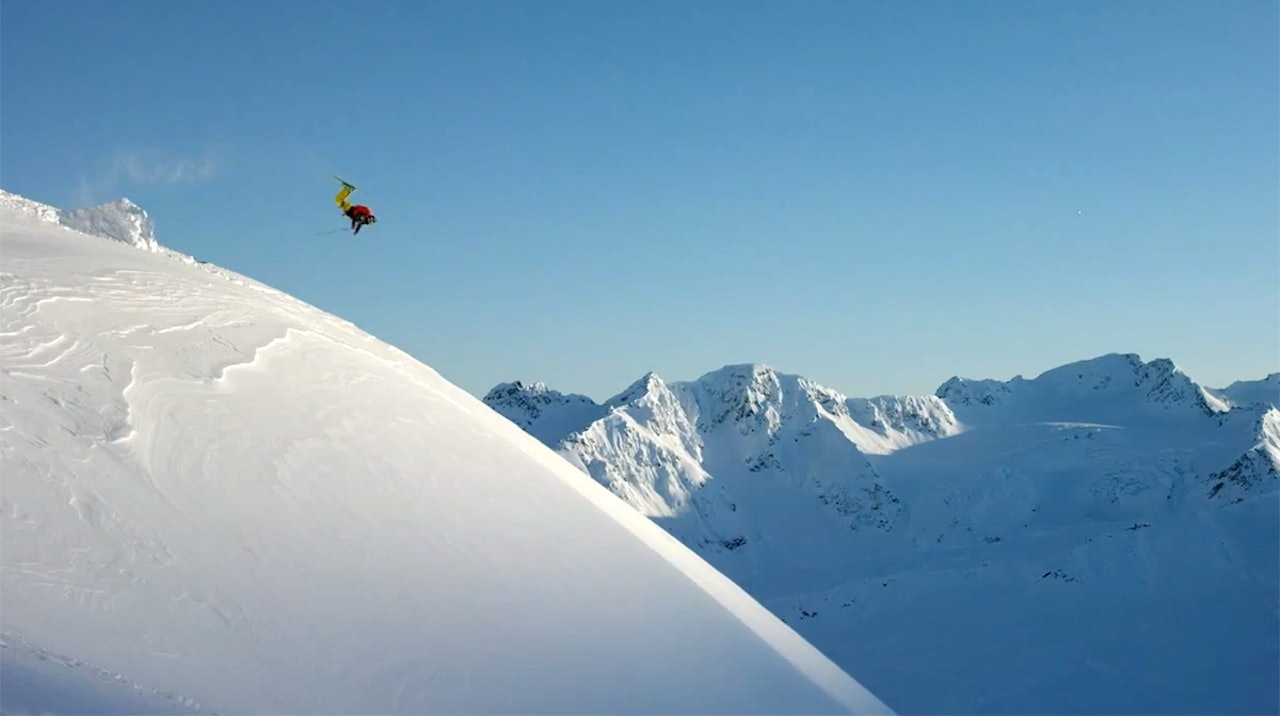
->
[0,191,891,715]
[491,356,1279,715]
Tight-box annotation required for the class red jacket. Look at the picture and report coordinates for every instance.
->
[348,205,372,219]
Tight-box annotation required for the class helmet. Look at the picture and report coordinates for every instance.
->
[367,215,377,224]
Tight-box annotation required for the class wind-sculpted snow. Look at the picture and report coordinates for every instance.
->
[1,190,157,251]
[58,198,158,251]
[0,190,62,223]
[494,355,1279,714]
[0,194,891,715]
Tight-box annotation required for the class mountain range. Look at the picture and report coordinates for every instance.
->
[485,354,1279,714]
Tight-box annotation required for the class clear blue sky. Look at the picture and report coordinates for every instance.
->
[3,0,1276,400]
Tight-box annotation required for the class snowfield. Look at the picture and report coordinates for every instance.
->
[0,190,891,715]
[487,353,1279,713]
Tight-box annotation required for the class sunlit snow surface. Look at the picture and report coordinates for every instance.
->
[0,191,891,715]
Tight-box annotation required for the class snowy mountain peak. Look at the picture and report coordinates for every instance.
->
[937,353,1225,422]
[481,380,605,445]
[1034,352,1144,388]
[1210,374,1280,410]
[483,379,579,408]
[1135,357,1227,414]
[488,378,549,396]
[692,363,785,433]
[606,371,669,407]
[1027,354,1213,411]
[705,362,780,385]
[934,375,1020,407]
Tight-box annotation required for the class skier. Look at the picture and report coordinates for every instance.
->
[334,180,377,235]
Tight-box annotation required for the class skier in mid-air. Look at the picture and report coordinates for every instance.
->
[334,179,377,235]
